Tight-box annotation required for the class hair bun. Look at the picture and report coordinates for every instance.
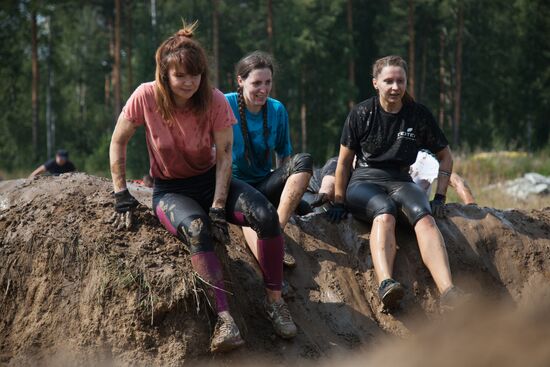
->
[177,29,193,38]
[177,20,198,39]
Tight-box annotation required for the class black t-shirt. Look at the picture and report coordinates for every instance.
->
[44,159,76,175]
[340,97,448,169]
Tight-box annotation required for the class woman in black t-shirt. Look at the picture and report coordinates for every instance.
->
[330,55,464,311]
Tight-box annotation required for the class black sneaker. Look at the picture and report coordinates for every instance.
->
[378,278,405,310]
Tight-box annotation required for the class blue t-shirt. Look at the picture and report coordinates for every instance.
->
[225,92,292,184]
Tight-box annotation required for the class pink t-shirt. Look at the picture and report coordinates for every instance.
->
[122,82,236,179]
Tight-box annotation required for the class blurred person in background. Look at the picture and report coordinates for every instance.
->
[29,149,76,178]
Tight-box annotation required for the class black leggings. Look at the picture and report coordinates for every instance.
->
[253,152,313,207]
[153,167,281,255]
[346,167,432,226]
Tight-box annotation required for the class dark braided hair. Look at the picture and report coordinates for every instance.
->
[235,51,275,166]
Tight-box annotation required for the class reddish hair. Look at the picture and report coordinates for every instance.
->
[154,21,212,125]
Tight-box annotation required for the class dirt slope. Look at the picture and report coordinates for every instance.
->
[1,173,550,366]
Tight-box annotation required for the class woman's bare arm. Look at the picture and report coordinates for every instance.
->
[434,146,454,197]
[109,114,138,193]
[334,145,355,204]
[212,126,233,208]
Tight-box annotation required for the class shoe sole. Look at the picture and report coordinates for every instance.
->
[274,326,297,339]
[210,337,245,353]
[381,283,405,310]
[283,253,296,268]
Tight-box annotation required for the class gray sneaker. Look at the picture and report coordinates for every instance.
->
[265,298,298,339]
[210,313,245,353]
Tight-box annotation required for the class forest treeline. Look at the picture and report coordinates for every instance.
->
[1,0,549,178]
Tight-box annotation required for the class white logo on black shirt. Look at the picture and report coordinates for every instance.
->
[398,127,416,140]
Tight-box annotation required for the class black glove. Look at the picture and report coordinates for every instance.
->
[114,189,139,213]
[209,207,230,244]
[107,189,139,230]
[430,193,446,218]
[309,193,330,208]
[326,202,348,223]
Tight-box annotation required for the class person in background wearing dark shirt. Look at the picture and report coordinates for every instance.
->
[329,55,465,312]
[29,149,76,178]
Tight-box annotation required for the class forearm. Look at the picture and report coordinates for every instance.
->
[29,165,46,178]
[451,173,476,204]
[435,149,453,196]
[110,140,128,193]
[319,175,336,201]
[334,166,350,203]
[212,150,232,209]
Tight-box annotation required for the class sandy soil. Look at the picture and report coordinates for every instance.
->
[1,173,550,366]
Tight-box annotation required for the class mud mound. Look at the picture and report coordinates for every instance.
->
[1,173,550,366]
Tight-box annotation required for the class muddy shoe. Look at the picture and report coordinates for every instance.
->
[283,246,296,268]
[440,286,469,311]
[265,298,298,339]
[210,313,245,353]
[378,278,405,311]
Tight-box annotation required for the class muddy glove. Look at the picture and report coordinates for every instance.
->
[209,207,230,244]
[430,193,446,218]
[309,192,330,208]
[326,202,348,223]
[107,189,139,230]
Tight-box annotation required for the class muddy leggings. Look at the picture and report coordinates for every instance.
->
[153,167,284,313]
[346,167,432,226]
[252,152,313,208]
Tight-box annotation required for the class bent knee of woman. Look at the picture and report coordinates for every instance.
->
[247,203,281,238]
[373,213,396,227]
[414,214,438,230]
[179,215,214,254]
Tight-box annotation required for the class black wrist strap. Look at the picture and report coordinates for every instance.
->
[434,193,446,202]
[209,207,225,215]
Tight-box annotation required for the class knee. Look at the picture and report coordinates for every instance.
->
[414,214,438,231]
[373,213,396,228]
[179,215,214,254]
[289,153,313,175]
[248,203,281,238]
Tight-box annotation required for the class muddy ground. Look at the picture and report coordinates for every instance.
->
[1,173,550,366]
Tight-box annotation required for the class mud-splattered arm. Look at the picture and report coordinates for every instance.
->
[212,126,233,209]
[109,113,139,193]
[434,146,454,198]
[334,145,355,204]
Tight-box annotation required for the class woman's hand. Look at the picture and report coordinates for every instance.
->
[430,193,446,218]
[326,202,348,223]
[107,189,140,230]
[108,113,139,230]
[209,207,230,244]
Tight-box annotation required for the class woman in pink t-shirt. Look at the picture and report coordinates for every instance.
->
[108,23,296,353]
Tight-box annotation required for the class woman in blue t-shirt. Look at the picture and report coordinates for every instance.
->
[225,51,313,268]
